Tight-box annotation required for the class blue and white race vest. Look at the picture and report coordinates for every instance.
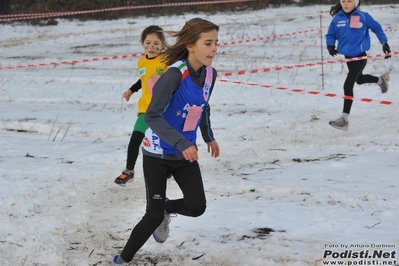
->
[143,60,213,155]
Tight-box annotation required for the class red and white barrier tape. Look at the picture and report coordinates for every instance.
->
[1,51,396,72]
[218,52,398,77]
[218,78,395,107]
[1,24,397,71]
[0,0,256,22]
[0,53,145,71]
[0,27,322,71]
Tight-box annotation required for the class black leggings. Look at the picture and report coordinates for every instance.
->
[120,155,206,262]
[126,131,144,170]
[343,53,379,114]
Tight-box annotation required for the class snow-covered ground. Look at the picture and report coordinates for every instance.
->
[0,4,398,266]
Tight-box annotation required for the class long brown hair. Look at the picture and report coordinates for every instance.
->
[160,18,219,66]
[329,2,342,16]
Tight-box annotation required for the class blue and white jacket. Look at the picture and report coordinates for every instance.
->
[326,8,387,57]
[143,60,217,160]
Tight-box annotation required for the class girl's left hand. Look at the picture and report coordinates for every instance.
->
[207,141,220,158]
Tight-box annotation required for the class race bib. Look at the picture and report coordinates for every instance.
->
[183,106,203,132]
[350,16,360,28]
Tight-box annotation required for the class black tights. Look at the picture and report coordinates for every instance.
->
[343,53,379,114]
[120,155,206,262]
[126,131,144,170]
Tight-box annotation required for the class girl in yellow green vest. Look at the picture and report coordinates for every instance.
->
[115,25,168,185]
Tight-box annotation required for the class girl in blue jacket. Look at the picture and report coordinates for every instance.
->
[326,0,391,131]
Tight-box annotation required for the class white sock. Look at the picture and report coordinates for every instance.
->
[341,113,349,122]
[377,76,382,85]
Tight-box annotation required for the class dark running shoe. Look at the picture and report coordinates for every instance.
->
[114,169,134,186]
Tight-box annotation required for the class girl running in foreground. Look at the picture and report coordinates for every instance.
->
[113,18,220,264]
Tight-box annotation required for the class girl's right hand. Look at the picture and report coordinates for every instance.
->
[182,145,198,162]
[123,90,133,102]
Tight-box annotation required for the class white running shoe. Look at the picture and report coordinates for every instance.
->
[153,198,173,243]
[329,117,349,131]
[153,212,171,243]
[379,72,390,93]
